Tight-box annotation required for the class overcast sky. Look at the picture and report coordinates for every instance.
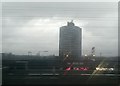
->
[2,2,118,57]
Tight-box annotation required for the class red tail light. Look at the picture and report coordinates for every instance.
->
[65,67,71,71]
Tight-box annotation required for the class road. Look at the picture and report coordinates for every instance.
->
[2,72,119,86]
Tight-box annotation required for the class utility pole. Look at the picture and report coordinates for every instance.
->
[100,52,102,57]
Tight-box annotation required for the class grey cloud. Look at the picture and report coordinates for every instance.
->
[2,2,118,56]
[3,2,117,17]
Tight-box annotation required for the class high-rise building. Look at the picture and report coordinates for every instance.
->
[59,21,82,62]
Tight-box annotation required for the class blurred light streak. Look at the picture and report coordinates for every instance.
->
[63,63,73,75]
[87,59,106,81]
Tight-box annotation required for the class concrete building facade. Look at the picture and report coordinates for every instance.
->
[59,21,82,62]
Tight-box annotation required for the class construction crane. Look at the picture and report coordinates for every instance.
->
[91,47,95,57]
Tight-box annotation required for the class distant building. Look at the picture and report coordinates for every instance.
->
[59,21,82,62]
